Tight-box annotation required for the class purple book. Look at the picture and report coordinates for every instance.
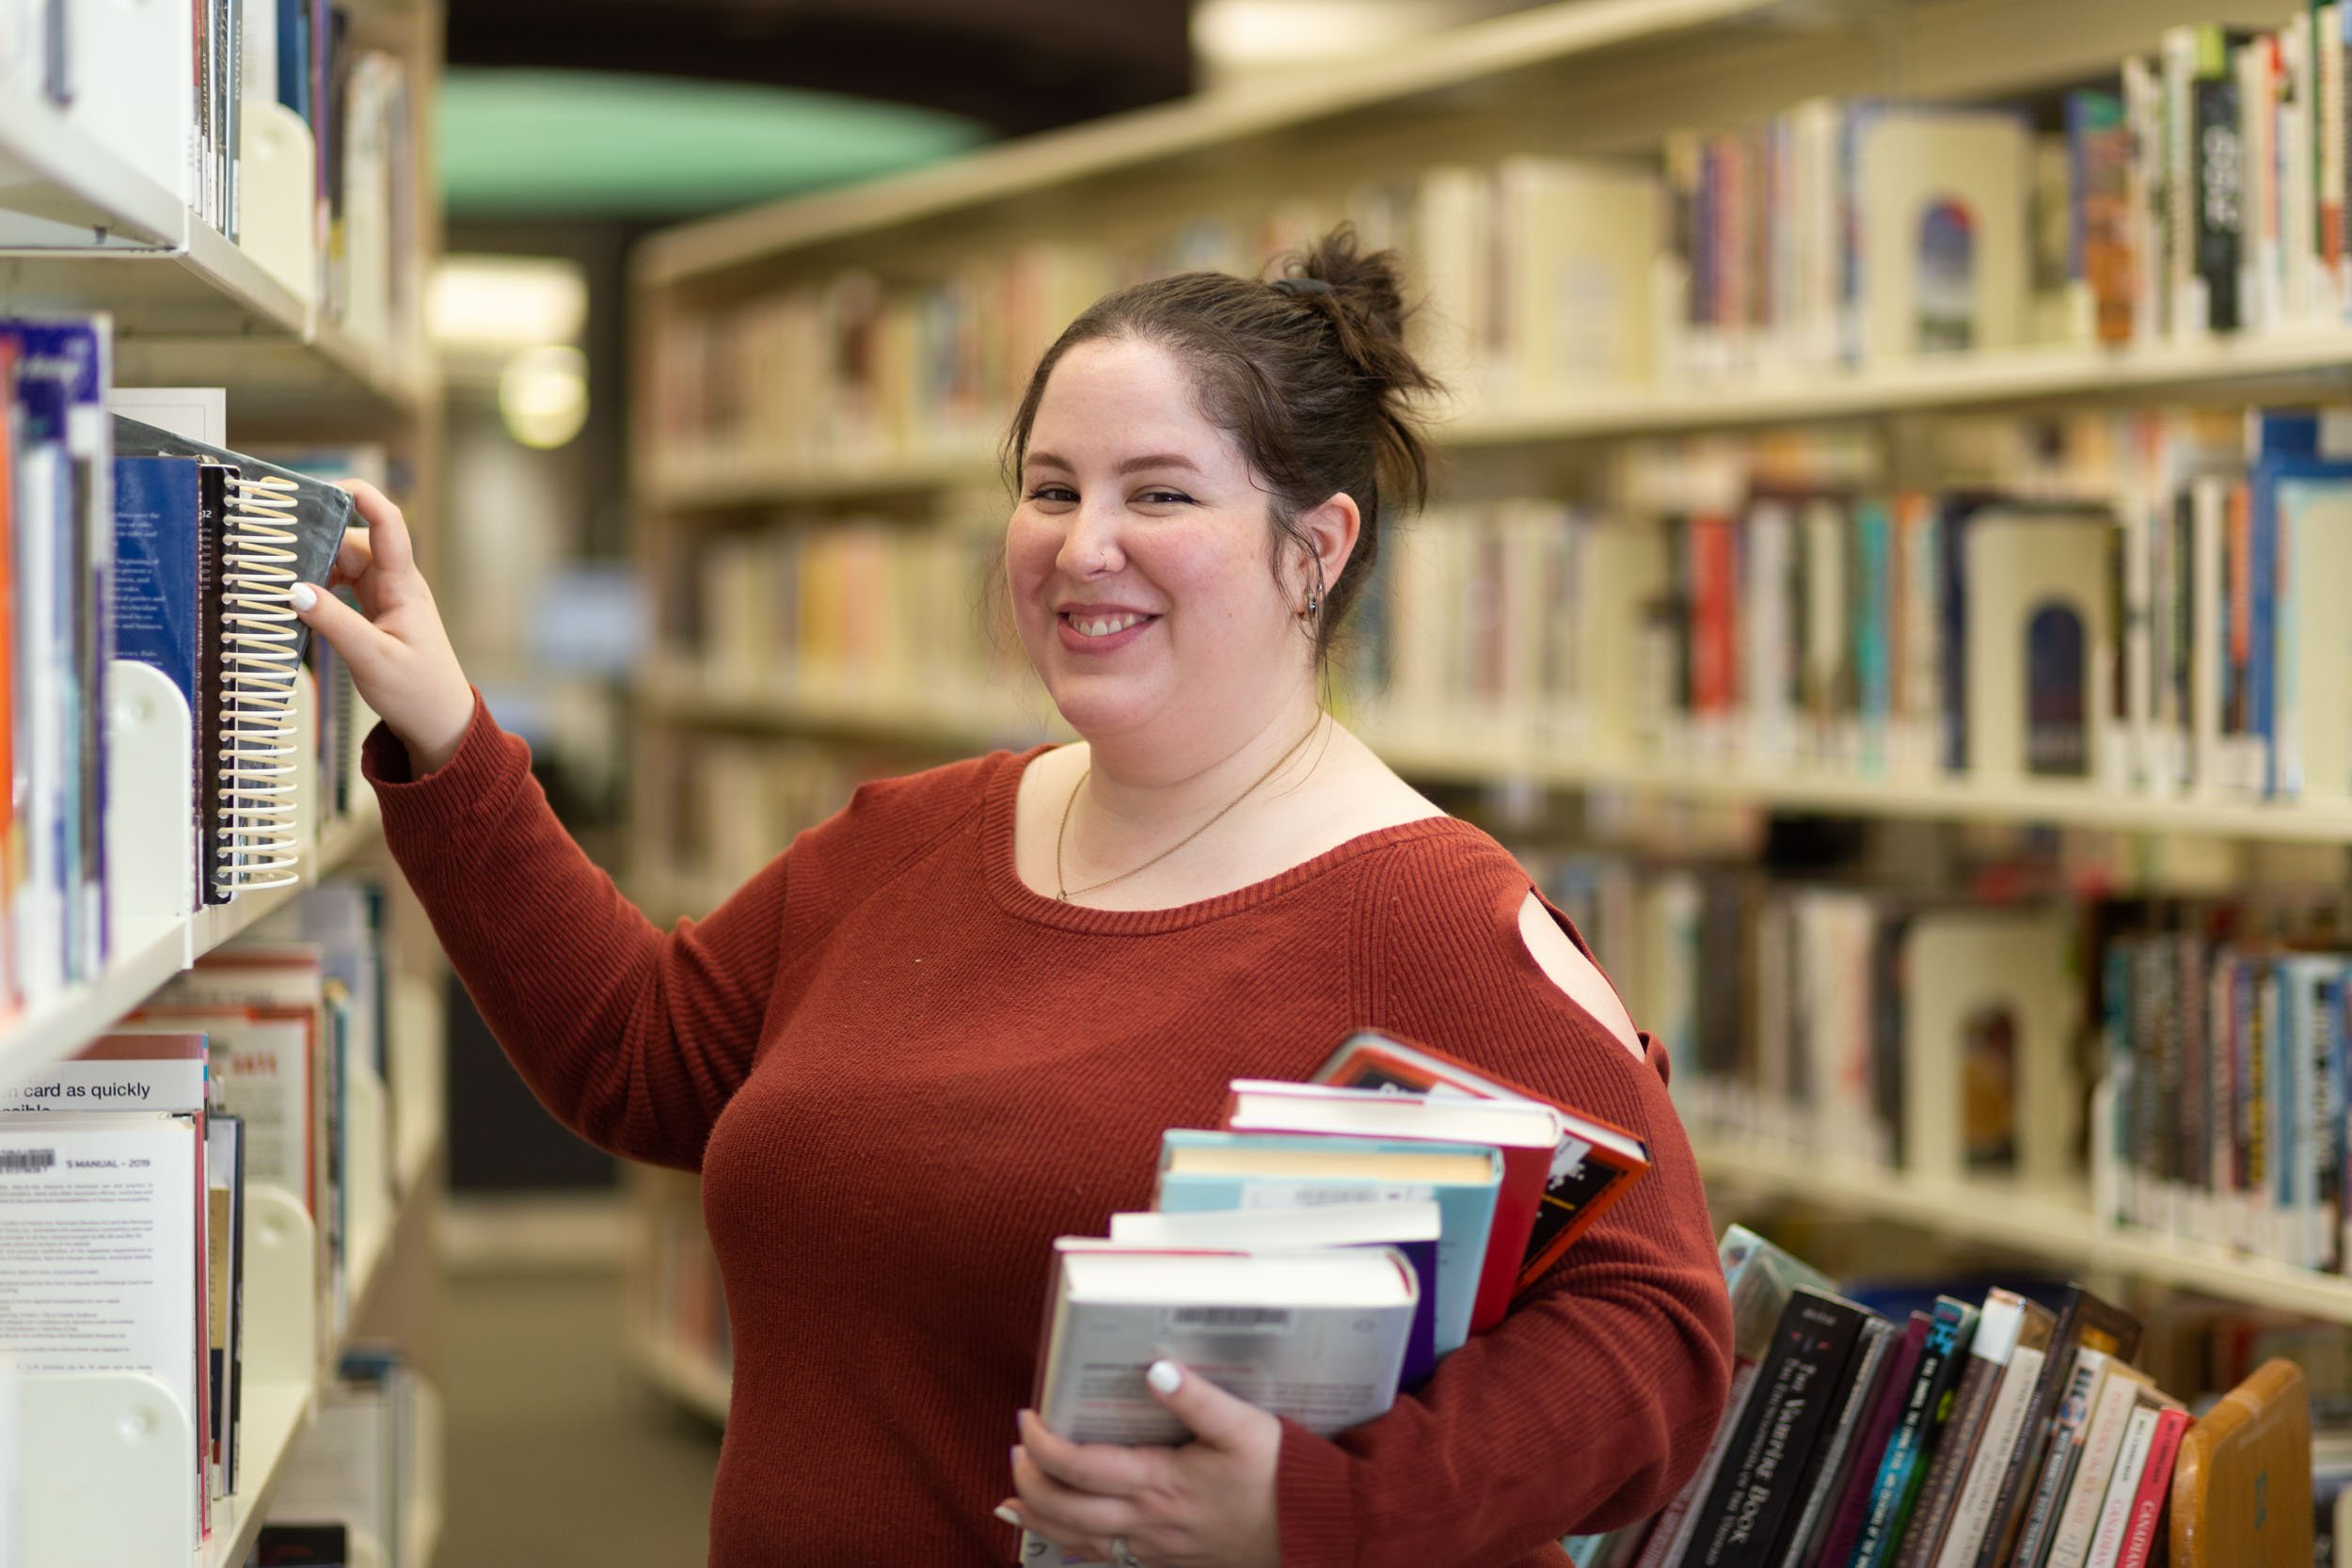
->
[1812,1311,1931,1568]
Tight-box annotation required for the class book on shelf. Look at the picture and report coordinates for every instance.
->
[1106,1198,1444,1387]
[1152,1128,1499,1357]
[1309,1029,1651,1296]
[0,1111,207,1544]
[262,1345,437,1568]
[1896,1289,2048,1568]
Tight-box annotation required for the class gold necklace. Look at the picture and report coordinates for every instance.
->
[1056,716,1324,902]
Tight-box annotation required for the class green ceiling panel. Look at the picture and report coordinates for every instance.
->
[439,69,988,217]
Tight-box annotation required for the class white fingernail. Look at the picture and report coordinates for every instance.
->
[290,582,317,611]
[993,1505,1023,1528]
[1147,1360,1182,1395]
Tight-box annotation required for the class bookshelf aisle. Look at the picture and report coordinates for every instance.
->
[619,0,2352,1472]
[0,0,450,1564]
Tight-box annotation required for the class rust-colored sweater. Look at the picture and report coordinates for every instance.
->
[365,695,1732,1568]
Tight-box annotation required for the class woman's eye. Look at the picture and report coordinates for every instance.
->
[1137,488,1194,505]
[1025,484,1077,503]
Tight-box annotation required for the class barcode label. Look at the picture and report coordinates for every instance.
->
[1239,1181,1434,1210]
[1164,1307,1293,1333]
[0,1148,55,1174]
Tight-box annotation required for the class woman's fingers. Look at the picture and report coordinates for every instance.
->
[336,478,417,576]
[1010,1445,1135,1540]
[326,529,374,593]
[291,581,395,674]
[1015,1411,1157,1498]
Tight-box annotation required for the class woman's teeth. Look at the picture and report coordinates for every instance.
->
[1072,612,1147,638]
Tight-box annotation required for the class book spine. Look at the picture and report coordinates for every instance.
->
[1847,1302,1971,1568]
[2084,1409,2160,1568]
[2006,1356,2107,1568]
[1813,1318,1929,1568]
[2109,1410,2190,1568]
[1935,1346,2048,1568]
[1772,1322,1892,1568]
[2195,31,2249,332]
[1892,1345,2001,1568]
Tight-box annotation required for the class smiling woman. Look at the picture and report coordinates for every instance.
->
[291,225,1729,1568]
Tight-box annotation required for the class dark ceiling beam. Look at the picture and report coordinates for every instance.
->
[446,0,1195,135]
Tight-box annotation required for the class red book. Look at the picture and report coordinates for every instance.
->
[1310,1031,1650,1305]
[1690,514,1740,722]
[2114,1406,2192,1568]
[1223,1078,1558,1336]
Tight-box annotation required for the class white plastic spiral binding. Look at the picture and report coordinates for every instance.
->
[216,472,305,895]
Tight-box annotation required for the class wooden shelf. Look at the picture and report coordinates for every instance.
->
[642,441,999,511]
[1692,1134,2352,1324]
[0,800,385,1087]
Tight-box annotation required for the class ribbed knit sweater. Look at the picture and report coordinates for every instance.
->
[364,694,1732,1568]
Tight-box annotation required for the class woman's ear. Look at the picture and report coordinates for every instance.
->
[1294,491,1361,602]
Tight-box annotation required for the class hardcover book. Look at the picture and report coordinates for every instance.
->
[1310,1030,1649,1293]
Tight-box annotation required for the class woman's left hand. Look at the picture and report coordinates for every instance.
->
[1005,1360,1281,1567]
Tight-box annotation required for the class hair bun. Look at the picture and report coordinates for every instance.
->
[1280,225,1413,350]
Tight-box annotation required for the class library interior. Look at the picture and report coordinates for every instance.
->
[14,0,2352,1564]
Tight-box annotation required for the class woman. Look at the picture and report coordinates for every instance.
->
[296,230,1732,1568]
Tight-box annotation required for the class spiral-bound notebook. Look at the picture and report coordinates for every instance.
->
[111,416,354,904]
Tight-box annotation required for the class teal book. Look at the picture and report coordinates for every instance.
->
[1154,1129,1502,1356]
[1846,1293,1979,1568]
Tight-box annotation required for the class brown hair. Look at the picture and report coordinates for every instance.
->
[1003,225,1439,661]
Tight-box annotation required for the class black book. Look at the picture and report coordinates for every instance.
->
[1769,1314,1897,1568]
[1680,1287,1875,1568]
[1848,1293,1979,1568]
[1968,1286,2143,1568]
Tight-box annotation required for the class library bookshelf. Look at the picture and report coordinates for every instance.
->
[626,0,2352,1420]
[0,0,450,1562]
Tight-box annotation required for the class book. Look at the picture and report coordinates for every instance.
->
[1769,1314,1896,1568]
[1931,1299,2057,1568]
[1635,1227,1836,1568]
[111,415,354,897]
[1895,1289,2044,1568]
[2043,1366,2158,1568]
[1310,1030,1650,1293]
[1969,1287,2142,1568]
[1222,1076,1557,1335]
[0,1030,209,1113]
[0,1111,205,1543]
[2107,1406,2190,1568]
[1855,107,2030,360]
[2082,1396,2184,1568]
[1847,1294,1979,1568]
[1033,1239,1416,1446]
[1106,1198,1442,1386]
[1813,1312,1933,1568]
[2009,1350,2121,1568]
[1680,1287,1877,1568]
[1153,1129,1499,1356]
[207,1113,245,1500]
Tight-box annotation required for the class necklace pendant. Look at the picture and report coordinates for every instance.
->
[1056,890,1069,902]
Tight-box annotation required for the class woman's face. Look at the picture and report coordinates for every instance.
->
[1007,336,1311,749]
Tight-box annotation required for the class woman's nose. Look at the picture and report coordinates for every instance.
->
[1056,501,1124,578]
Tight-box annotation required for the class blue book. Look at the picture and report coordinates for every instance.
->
[2244,412,2351,797]
[1154,1129,1501,1356]
[111,456,203,708]
[1846,1293,1978,1568]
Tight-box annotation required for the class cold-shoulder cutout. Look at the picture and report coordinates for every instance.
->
[1518,890,1644,1062]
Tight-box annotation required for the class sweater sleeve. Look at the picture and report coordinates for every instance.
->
[1278,833,1734,1568]
[360,689,787,1169]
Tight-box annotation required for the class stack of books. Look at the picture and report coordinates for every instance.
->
[1023,1031,1651,1567]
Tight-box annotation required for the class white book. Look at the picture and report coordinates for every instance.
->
[2189,475,2229,793]
[2274,478,2352,799]
[1857,108,2029,361]
[2045,1369,2155,1568]
[1963,508,2114,780]
[1037,1241,1415,1446]
[1933,1342,2049,1568]
[1108,1199,1441,1251]
[2083,1403,2163,1568]
[1902,909,2079,1186]
[0,1113,203,1541]
[0,1033,207,1114]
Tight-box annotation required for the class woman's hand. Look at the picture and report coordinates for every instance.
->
[1003,1361,1280,1568]
[291,478,476,775]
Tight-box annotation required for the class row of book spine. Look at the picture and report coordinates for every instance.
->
[644,16,2352,471]
[2100,917,2352,1274]
[1366,406,2352,803]
[0,875,405,1548]
[1576,1230,2180,1568]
